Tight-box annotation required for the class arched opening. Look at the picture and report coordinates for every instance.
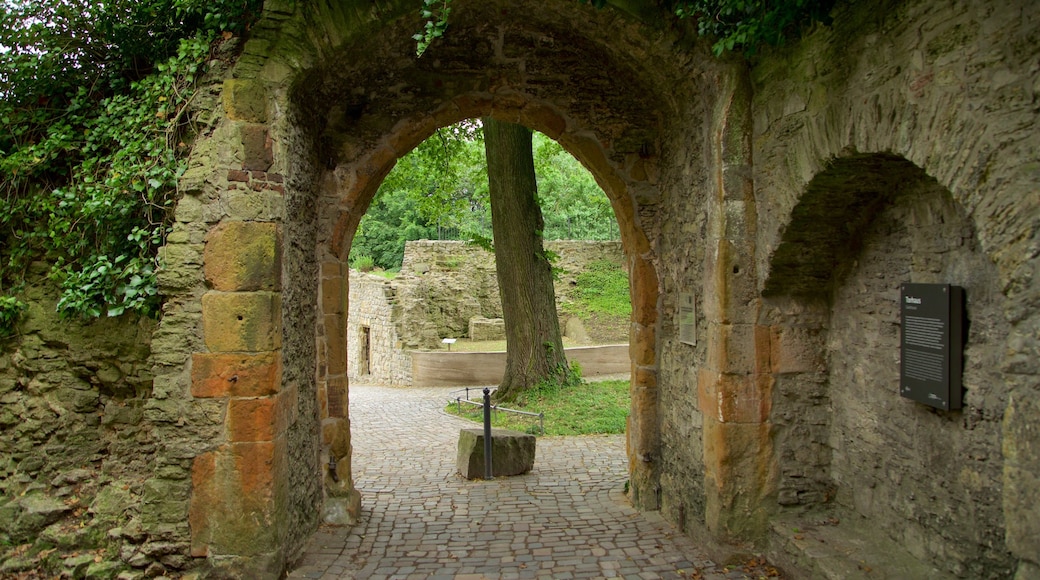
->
[184,1,727,573]
[763,153,1014,576]
[269,2,687,550]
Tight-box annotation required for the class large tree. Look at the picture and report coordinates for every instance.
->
[483,118,571,401]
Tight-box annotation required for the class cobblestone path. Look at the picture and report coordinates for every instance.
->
[288,385,775,580]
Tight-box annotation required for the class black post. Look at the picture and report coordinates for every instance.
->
[483,387,493,480]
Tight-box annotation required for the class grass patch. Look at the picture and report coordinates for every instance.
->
[445,379,629,436]
[566,259,631,318]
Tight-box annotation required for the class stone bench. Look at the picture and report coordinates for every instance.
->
[456,428,536,480]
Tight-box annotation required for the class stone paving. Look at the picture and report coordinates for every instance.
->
[288,385,779,580]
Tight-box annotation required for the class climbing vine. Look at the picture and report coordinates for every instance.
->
[0,0,262,332]
[418,0,834,56]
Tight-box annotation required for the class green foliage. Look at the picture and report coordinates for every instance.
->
[413,0,452,56]
[417,0,833,57]
[0,0,262,320]
[0,296,28,338]
[568,259,631,318]
[352,122,618,271]
[670,0,835,55]
[534,133,618,241]
[446,378,630,436]
[350,255,376,272]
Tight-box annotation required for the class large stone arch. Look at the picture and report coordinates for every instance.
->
[132,0,1040,576]
[751,0,1039,575]
[164,0,747,575]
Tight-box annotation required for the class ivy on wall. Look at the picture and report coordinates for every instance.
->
[419,0,835,57]
[0,0,262,335]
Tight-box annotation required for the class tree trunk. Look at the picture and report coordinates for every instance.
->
[483,118,569,402]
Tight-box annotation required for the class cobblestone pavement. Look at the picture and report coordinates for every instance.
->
[288,385,779,580]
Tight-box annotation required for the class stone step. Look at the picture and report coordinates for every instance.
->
[767,510,955,580]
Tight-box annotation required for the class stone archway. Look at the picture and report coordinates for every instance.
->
[140,0,1040,577]
[749,1,1040,574]
[171,1,732,575]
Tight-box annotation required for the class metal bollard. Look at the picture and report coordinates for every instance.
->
[483,387,493,480]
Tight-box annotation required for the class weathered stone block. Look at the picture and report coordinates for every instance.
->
[457,428,536,479]
[201,292,282,353]
[322,416,351,459]
[770,325,824,374]
[1004,390,1040,466]
[469,316,505,341]
[191,351,282,398]
[157,243,205,292]
[204,221,281,292]
[189,440,287,558]
[227,390,293,442]
[698,369,773,424]
[1004,465,1040,560]
[223,79,268,123]
[241,124,273,172]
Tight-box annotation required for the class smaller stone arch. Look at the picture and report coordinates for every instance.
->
[761,152,1015,577]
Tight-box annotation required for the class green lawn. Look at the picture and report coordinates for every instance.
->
[445,379,629,436]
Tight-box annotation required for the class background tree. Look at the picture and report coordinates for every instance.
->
[484,118,572,401]
[349,125,617,271]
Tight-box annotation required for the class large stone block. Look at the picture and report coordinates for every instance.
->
[223,79,268,123]
[457,428,536,480]
[698,369,773,424]
[204,221,281,292]
[191,351,282,398]
[227,389,294,442]
[189,439,287,558]
[202,291,282,352]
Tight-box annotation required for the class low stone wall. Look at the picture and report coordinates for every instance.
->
[348,240,627,386]
[410,344,629,387]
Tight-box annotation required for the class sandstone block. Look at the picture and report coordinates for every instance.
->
[201,292,282,353]
[698,369,773,424]
[191,351,282,398]
[189,440,287,558]
[157,243,205,292]
[241,124,273,172]
[222,79,267,123]
[204,221,281,292]
[1005,465,1040,560]
[457,428,536,479]
[227,391,293,442]
[469,316,505,341]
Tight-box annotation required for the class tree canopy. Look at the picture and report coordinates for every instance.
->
[350,122,618,272]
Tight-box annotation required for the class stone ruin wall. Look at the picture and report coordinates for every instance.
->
[348,240,625,385]
[346,271,413,385]
[0,0,1037,577]
[0,274,172,574]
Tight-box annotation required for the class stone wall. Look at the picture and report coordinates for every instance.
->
[2,0,1037,577]
[348,240,626,385]
[827,174,1010,576]
[750,0,1039,575]
[0,273,163,576]
[346,271,413,385]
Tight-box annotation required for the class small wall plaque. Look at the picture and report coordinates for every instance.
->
[900,283,963,410]
[679,292,696,346]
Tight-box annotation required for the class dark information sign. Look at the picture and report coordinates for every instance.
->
[900,283,963,410]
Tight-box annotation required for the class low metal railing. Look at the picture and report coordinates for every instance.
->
[448,386,545,436]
